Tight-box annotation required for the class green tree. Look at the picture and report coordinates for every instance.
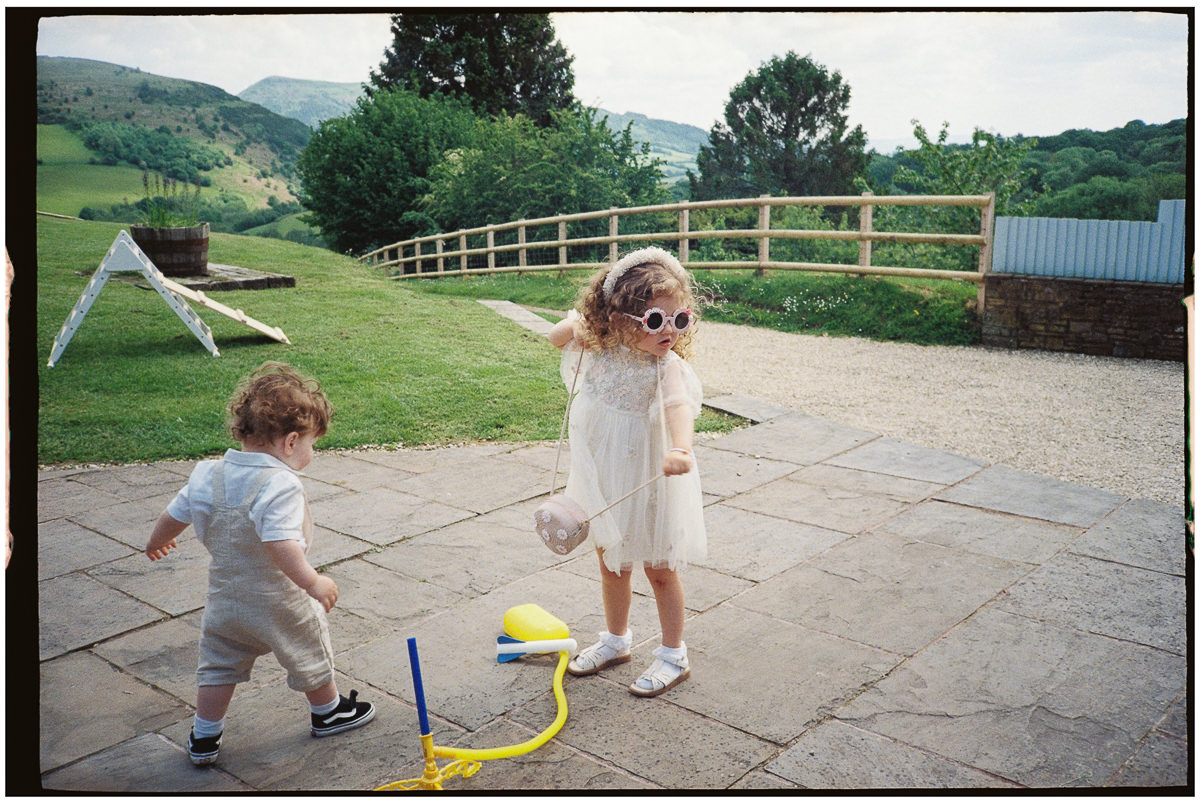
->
[1035,175,1163,221]
[296,90,478,254]
[366,12,576,126]
[688,51,868,200]
[420,108,668,243]
[857,120,1042,271]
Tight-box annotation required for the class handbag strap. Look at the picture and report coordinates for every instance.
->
[549,348,674,520]
[549,346,585,495]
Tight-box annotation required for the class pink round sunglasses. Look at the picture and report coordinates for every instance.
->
[623,307,694,334]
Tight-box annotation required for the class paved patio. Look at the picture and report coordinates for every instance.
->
[30,301,1189,792]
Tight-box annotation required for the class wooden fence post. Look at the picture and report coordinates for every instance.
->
[435,238,444,274]
[679,208,690,263]
[414,241,422,275]
[757,195,770,276]
[976,191,996,315]
[486,225,496,273]
[558,221,568,273]
[517,222,527,273]
[859,191,874,269]
[609,209,619,264]
[459,234,467,273]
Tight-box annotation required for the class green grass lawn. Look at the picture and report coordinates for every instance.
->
[36,218,742,465]
[395,266,982,346]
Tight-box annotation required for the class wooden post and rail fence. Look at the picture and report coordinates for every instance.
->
[357,193,998,305]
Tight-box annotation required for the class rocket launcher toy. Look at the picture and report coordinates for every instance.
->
[375,604,576,791]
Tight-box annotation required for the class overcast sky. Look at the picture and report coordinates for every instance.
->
[33,8,1189,152]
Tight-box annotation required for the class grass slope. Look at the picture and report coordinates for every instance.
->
[36,219,740,464]
[37,56,308,208]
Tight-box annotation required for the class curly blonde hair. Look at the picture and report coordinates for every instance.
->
[227,361,333,445]
[575,248,699,360]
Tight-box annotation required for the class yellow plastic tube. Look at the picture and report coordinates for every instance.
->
[431,649,570,761]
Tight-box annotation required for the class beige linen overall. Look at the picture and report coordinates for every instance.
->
[196,463,334,692]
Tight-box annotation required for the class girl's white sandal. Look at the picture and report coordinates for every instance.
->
[567,631,632,676]
[629,644,690,697]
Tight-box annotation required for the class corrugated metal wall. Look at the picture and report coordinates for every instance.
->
[992,200,1185,283]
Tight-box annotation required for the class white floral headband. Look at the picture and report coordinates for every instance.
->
[601,247,688,299]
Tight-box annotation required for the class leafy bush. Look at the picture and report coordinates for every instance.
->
[69,119,226,183]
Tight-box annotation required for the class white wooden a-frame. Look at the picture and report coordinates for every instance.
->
[48,230,290,368]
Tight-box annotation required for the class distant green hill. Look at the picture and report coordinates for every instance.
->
[231,74,708,183]
[37,56,310,208]
[239,75,365,128]
[594,109,708,181]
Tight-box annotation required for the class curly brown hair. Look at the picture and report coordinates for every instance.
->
[227,361,332,445]
[575,254,699,359]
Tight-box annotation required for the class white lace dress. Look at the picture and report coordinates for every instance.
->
[560,341,707,572]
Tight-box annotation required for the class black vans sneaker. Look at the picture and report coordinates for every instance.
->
[187,729,222,766]
[310,689,376,737]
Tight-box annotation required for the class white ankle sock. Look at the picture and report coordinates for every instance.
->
[310,694,340,715]
[601,629,632,651]
[655,642,687,666]
[193,714,224,738]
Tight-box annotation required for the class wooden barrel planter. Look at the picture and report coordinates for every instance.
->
[130,223,210,277]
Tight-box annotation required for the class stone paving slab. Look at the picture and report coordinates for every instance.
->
[1109,729,1189,788]
[660,603,900,744]
[89,534,210,616]
[40,651,193,772]
[309,486,474,546]
[703,413,879,464]
[66,497,164,550]
[698,502,849,582]
[790,462,947,504]
[767,720,1018,789]
[300,452,415,492]
[936,464,1125,527]
[38,476,126,523]
[691,444,800,498]
[362,505,570,599]
[41,733,255,793]
[477,299,554,336]
[390,456,548,514]
[869,500,1082,565]
[329,557,469,628]
[704,393,794,423]
[826,436,987,485]
[837,606,1187,788]
[37,518,136,580]
[726,471,913,535]
[39,572,165,660]
[1069,498,1187,576]
[63,462,192,502]
[995,551,1186,655]
[732,530,1034,656]
[512,673,780,789]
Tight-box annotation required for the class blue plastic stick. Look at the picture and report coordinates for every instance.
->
[407,637,431,736]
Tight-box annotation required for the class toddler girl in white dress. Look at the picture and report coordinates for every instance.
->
[547,247,706,696]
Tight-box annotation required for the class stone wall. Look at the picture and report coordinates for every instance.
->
[981,273,1188,362]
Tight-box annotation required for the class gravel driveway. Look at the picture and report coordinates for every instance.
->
[691,322,1186,508]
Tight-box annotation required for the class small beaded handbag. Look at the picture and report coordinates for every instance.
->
[534,348,667,555]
